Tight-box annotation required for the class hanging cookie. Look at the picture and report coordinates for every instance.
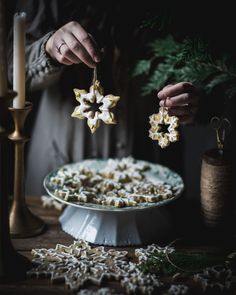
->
[71,68,120,133]
[149,99,179,148]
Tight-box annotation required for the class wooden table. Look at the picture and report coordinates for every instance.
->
[0,196,236,295]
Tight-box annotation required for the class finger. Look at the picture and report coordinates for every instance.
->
[159,94,199,107]
[87,33,101,61]
[71,23,101,62]
[168,105,198,116]
[53,46,74,66]
[46,34,73,65]
[63,33,96,68]
[58,41,82,64]
[157,84,173,99]
[158,82,194,100]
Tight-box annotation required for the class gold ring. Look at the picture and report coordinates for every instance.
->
[57,42,66,54]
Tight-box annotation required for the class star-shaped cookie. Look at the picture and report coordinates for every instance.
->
[71,80,120,133]
[149,108,179,148]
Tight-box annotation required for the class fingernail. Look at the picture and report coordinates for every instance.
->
[159,101,163,106]
[157,91,162,99]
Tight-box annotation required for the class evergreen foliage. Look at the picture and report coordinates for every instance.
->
[138,250,227,276]
[133,35,236,97]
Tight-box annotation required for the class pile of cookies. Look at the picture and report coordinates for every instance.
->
[49,157,174,208]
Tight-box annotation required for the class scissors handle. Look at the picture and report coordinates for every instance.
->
[210,117,231,153]
[210,116,221,129]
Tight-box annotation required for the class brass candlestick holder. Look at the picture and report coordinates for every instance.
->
[8,101,45,238]
[0,91,32,280]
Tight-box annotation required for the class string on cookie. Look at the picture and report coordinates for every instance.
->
[92,67,97,95]
[149,96,180,148]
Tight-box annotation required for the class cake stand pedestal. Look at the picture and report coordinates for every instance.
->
[60,201,178,246]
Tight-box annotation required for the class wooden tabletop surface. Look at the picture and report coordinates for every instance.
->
[0,196,236,295]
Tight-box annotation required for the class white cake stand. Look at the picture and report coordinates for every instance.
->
[44,159,184,246]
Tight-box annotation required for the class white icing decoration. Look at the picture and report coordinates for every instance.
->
[71,80,120,133]
[149,108,179,148]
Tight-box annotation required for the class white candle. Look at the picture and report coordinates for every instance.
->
[13,12,26,108]
[0,0,8,97]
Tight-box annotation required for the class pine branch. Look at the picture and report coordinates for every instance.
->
[149,35,180,56]
[132,36,236,97]
[142,64,175,95]
[138,250,227,276]
[132,59,151,77]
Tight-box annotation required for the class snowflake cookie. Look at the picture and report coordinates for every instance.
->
[71,80,120,133]
[149,108,179,148]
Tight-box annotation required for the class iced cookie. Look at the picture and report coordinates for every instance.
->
[149,108,179,148]
[72,80,120,133]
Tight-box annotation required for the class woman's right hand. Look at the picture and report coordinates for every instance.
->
[45,21,101,68]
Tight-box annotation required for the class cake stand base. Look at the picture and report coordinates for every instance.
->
[59,204,176,246]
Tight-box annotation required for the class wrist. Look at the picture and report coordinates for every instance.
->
[45,33,55,59]
[41,31,63,68]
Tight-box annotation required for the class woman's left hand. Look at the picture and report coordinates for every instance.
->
[158,82,200,124]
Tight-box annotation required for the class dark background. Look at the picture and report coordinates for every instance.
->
[5,0,236,238]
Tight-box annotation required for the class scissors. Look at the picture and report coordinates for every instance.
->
[210,116,231,153]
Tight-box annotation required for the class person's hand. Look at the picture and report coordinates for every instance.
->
[45,21,101,68]
[158,82,200,124]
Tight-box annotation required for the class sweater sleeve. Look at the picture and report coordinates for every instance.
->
[24,31,64,91]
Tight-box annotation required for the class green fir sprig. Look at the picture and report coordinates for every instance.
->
[133,35,236,97]
[138,250,227,276]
